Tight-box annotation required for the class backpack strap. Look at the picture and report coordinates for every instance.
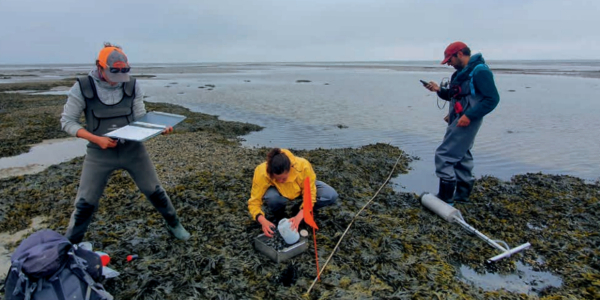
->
[123,77,136,97]
[77,76,95,99]
[469,64,489,96]
[9,261,30,299]
[69,251,114,300]
[24,280,36,300]
[50,279,66,300]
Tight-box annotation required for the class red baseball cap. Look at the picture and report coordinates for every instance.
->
[97,46,131,82]
[441,41,467,64]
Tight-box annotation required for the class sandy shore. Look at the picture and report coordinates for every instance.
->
[0,80,599,299]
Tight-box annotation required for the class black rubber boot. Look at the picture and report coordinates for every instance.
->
[436,179,456,205]
[454,181,474,203]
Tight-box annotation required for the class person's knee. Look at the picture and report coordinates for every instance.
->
[332,188,339,200]
[315,189,338,210]
[263,188,286,208]
[324,185,339,201]
[325,189,339,204]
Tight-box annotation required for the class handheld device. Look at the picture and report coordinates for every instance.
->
[420,80,429,86]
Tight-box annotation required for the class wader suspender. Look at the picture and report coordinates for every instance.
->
[77,76,95,100]
[76,76,137,101]
[76,76,137,136]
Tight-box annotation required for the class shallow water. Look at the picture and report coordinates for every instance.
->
[137,65,600,194]
[0,138,87,179]
[457,261,563,296]
[1,61,599,194]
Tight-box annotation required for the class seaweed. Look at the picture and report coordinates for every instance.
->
[1,81,599,299]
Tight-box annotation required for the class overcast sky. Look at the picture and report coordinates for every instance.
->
[1,0,599,64]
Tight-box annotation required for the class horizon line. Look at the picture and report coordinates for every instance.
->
[2,58,600,66]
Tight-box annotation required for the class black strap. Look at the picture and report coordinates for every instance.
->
[50,279,65,300]
[123,77,136,97]
[77,76,95,99]
[78,75,135,98]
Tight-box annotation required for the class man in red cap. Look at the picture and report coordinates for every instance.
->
[423,42,500,205]
[61,42,191,243]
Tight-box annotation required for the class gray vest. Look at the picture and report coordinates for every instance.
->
[77,76,136,136]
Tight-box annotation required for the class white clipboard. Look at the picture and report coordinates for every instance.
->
[104,111,186,142]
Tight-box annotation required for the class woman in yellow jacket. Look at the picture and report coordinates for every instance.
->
[248,148,338,237]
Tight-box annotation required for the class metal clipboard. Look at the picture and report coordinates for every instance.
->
[104,111,186,142]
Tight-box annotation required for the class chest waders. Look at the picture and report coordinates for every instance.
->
[78,75,136,147]
[65,76,189,244]
[434,64,488,204]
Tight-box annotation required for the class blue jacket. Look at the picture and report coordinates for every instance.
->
[437,53,500,120]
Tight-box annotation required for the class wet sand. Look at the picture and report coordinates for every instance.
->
[0,80,599,299]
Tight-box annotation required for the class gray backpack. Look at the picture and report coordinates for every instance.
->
[3,229,113,300]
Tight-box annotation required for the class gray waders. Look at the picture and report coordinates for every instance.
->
[65,141,181,244]
[65,76,186,243]
[435,77,485,204]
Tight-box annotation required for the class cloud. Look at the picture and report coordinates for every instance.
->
[0,0,599,63]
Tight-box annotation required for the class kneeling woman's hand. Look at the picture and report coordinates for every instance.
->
[257,215,276,237]
[289,210,304,232]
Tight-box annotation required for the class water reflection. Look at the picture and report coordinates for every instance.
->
[0,138,87,179]
[3,63,599,191]
[457,261,562,296]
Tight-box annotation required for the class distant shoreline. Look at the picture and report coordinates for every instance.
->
[278,63,600,79]
[1,61,599,82]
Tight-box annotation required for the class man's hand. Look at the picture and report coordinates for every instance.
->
[162,126,173,135]
[289,209,304,232]
[457,115,471,127]
[94,136,117,149]
[424,81,441,92]
[257,215,276,237]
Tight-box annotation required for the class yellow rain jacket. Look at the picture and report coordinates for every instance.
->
[248,149,317,220]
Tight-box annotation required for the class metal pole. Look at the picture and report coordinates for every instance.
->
[488,243,531,262]
[453,217,508,252]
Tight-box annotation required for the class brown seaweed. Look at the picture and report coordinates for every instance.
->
[1,81,599,299]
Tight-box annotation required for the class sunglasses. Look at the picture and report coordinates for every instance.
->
[109,67,130,73]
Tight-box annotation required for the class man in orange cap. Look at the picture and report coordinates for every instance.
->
[423,42,500,205]
[61,42,190,243]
